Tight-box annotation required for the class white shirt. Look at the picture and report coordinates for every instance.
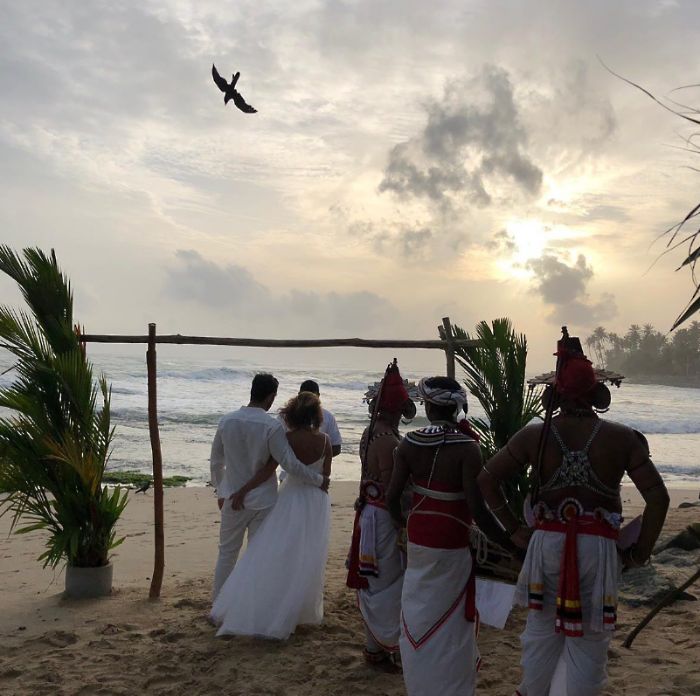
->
[320,407,342,447]
[210,406,324,509]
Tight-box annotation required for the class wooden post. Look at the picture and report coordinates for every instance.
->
[623,566,700,648]
[441,317,456,379]
[147,323,165,599]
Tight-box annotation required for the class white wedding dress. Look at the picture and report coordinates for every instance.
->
[211,454,331,640]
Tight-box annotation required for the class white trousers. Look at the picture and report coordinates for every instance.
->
[518,602,611,696]
[212,505,271,600]
[516,532,618,696]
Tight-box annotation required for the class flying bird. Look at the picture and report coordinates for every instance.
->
[211,64,257,114]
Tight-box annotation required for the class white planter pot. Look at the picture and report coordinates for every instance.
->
[64,562,113,599]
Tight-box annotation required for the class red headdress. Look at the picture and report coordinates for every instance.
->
[377,360,410,412]
[555,351,597,400]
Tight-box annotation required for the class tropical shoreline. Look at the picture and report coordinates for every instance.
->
[625,374,700,389]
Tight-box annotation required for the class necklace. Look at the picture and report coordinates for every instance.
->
[560,407,598,419]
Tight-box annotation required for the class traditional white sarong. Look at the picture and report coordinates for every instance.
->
[399,479,479,696]
[356,504,404,651]
[401,543,479,695]
[514,508,621,696]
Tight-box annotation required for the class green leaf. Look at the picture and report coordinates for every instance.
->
[0,246,127,568]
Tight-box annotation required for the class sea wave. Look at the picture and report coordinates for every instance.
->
[617,418,700,435]
[158,366,247,381]
[112,408,222,426]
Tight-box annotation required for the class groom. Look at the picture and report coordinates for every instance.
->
[210,373,329,599]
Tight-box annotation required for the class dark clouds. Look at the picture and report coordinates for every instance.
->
[165,250,393,333]
[526,252,617,325]
[379,65,543,210]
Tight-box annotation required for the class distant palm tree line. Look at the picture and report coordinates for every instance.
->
[585,323,700,377]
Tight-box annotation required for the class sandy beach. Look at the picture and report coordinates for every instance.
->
[1,482,699,696]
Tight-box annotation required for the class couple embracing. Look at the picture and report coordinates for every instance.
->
[209,373,340,639]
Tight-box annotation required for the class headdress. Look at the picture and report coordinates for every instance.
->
[527,330,624,411]
[418,377,468,413]
[377,360,410,412]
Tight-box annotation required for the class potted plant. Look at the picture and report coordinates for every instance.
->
[0,247,128,598]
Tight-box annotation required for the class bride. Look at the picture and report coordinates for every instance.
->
[210,391,332,640]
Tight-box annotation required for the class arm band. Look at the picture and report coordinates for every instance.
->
[638,480,666,494]
[506,444,528,469]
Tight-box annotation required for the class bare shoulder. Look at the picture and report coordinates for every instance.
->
[600,418,639,443]
[511,422,543,447]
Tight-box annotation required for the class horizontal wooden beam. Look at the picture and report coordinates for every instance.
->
[81,334,480,350]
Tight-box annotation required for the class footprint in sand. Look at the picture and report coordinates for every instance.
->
[28,630,79,648]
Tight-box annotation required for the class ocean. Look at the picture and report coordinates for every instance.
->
[2,352,699,489]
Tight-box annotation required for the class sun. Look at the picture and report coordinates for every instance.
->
[493,219,584,280]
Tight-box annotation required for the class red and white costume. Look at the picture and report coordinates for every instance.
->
[399,424,481,696]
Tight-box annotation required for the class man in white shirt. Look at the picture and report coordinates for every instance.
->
[299,379,342,457]
[210,373,329,599]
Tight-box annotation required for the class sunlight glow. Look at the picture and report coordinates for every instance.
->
[494,218,586,280]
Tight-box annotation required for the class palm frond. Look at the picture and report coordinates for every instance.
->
[0,246,127,568]
[450,319,544,519]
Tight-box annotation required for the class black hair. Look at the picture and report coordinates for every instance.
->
[250,373,279,402]
[299,379,320,395]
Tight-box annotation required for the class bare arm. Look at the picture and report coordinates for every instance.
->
[386,442,411,527]
[477,427,534,549]
[269,422,325,487]
[323,436,332,478]
[623,431,669,566]
[463,443,514,551]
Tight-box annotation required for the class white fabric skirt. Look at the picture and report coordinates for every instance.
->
[211,476,331,640]
[400,542,479,696]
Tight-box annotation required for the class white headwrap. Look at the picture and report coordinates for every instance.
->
[418,377,468,415]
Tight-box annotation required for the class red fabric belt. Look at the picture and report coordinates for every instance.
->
[407,497,472,549]
[536,517,618,636]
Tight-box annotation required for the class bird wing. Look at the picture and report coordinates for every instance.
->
[232,89,257,113]
[211,64,229,93]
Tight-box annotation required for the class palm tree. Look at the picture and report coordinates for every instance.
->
[606,65,700,329]
[585,326,609,368]
[0,247,128,569]
[448,318,544,519]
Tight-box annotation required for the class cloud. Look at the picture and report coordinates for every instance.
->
[379,65,543,211]
[485,228,516,254]
[164,250,393,333]
[165,250,271,316]
[526,252,617,325]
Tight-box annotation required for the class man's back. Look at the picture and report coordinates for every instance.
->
[211,406,280,509]
[509,415,645,513]
[320,407,342,449]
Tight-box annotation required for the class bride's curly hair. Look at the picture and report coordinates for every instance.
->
[280,391,324,430]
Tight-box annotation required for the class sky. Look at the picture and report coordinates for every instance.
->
[1,0,699,374]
